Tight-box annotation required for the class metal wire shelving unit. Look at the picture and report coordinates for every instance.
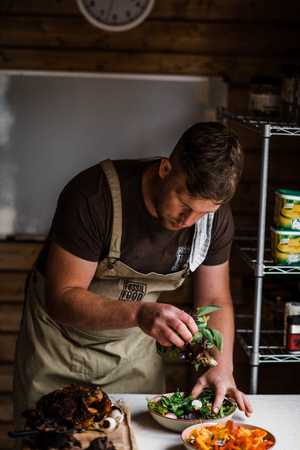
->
[219,108,300,393]
[239,247,300,275]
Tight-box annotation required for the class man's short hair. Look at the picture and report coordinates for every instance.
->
[170,122,243,203]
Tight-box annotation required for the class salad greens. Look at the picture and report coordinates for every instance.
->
[157,305,223,371]
[148,389,236,420]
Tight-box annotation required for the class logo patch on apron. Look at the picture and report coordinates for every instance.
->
[119,280,147,301]
[171,246,191,272]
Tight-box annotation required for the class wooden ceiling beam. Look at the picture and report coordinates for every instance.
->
[1,16,299,58]
[0,48,293,81]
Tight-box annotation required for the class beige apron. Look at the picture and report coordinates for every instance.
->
[13,160,192,428]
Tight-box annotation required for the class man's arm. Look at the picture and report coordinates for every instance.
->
[45,242,198,346]
[191,261,252,417]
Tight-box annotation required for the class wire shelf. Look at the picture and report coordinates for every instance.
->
[239,247,300,275]
[237,330,300,363]
[218,108,300,136]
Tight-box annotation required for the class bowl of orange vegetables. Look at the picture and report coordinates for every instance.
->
[181,420,276,450]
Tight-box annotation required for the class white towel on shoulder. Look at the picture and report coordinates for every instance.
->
[189,212,215,272]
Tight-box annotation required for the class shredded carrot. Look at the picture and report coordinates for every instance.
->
[187,420,274,450]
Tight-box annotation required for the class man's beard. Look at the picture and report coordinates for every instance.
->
[155,199,181,230]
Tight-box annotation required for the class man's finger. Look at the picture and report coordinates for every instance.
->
[230,389,245,414]
[212,385,226,413]
[227,388,253,417]
[191,379,207,399]
[163,327,186,348]
[156,334,173,347]
[242,393,253,417]
[180,311,199,335]
[172,320,194,343]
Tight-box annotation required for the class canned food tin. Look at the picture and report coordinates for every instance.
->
[274,189,300,230]
[271,227,300,264]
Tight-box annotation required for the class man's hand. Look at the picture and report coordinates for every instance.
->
[191,365,253,418]
[137,303,198,348]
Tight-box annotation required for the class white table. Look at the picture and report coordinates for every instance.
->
[112,394,300,450]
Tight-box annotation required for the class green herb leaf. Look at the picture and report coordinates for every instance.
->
[211,328,223,351]
[194,305,221,317]
[201,327,214,344]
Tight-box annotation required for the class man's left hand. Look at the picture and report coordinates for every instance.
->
[191,366,253,417]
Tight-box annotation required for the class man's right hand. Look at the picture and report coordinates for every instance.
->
[136,303,198,348]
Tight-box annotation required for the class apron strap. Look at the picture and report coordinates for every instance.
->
[100,159,122,260]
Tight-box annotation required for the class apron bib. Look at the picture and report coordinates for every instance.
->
[13,160,191,428]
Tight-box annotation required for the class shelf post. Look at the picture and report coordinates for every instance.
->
[250,124,271,394]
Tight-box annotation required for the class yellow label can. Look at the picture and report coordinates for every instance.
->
[271,227,300,264]
[274,189,300,230]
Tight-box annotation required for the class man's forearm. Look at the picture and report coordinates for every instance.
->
[46,286,141,331]
[192,262,235,371]
[45,286,199,349]
[205,299,234,372]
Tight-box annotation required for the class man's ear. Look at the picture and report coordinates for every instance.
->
[158,158,172,179]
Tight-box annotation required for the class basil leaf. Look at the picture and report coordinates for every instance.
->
[211,328,223,351]
[194,305,221,317]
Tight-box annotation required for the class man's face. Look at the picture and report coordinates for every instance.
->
[154,163,220,231]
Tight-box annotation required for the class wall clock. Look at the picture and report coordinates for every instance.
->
[77,0,156,32]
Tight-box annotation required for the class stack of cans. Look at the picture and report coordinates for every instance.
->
[271,189,300,265]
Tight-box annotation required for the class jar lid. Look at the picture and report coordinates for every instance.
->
[271,226,300,235]
[275,188,300,199]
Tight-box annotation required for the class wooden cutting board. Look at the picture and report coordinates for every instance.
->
[22,403,139,450]
[75,404,139,450]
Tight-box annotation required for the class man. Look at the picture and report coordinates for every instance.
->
[13,122,252,428]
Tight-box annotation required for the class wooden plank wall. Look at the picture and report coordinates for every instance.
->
[1,1,300,80]
[0,242,42,448]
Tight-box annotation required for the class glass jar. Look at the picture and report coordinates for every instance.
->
[286,315,300,353]
[249,76,281,117]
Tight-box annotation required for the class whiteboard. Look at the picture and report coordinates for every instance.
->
[0,73,226,236]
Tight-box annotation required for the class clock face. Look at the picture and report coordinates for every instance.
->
[77,0,155,32]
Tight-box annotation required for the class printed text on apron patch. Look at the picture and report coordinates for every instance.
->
[119,280,147,301]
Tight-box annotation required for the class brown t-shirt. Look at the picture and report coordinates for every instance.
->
[36,159,234,275]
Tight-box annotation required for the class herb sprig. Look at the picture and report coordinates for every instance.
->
[157,305,223,371]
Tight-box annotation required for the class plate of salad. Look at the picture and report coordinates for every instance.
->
[147,389,237,432]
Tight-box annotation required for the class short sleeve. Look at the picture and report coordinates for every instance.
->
[202,203,234,266]
[50,166,112,262]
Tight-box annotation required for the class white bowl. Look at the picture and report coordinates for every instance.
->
[147,393,237,432]
[181,421,276,449]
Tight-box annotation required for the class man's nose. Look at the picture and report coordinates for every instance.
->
[182,211,202,227]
